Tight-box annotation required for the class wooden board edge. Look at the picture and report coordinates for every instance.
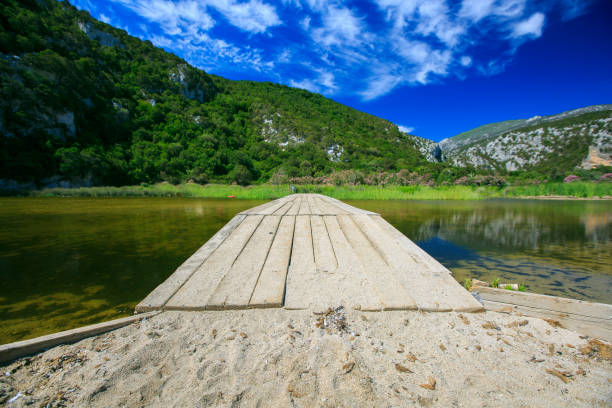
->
[481,299,612,342]
[474,287,612,320]
[135,214,247,312]
[0,311,160,364]
[319,195,378,215]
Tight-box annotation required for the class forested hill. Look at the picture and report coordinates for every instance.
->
[0,0,425,187]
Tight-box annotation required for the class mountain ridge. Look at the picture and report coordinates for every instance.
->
[439,104,612,152]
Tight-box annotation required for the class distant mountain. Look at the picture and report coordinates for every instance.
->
[429,105,612,174]
[0,0,425,187]
[439,105,612,153]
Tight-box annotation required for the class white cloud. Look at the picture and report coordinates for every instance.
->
[205,0,281,34]
[300,15,311,31]
[111,0,280,35]
[312,6,365,47]
[99,13,111,23]
[460,55,472,66]
[511,12,545,37]
[398,125,415,133]
[289,69,337,94]
[459,0,495,22]
[277,49,291,63]
[360,70,403,101]
[289,78,321,93]
[112,0,214,35]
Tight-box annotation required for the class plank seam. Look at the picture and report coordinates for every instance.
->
[281,215,297,307]
[321,215,339,270]
[309,215,316,269]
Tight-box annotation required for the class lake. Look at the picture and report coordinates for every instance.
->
[1,197,610,344]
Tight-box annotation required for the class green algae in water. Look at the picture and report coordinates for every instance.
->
[0,197,262,344]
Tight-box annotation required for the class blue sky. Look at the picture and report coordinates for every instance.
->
[70,0,611,141]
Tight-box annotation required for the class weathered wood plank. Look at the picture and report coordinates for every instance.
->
[0,312,160,363]
[298,196,311,215]
[207,216,282,309]
[248,197,293,215]
[353,214,482,312]
[239,199,280,215]
[284,215,317,309]
[475,287,612,320]
[480,299,612,342]
[249,216,296,308]
[314,196,349,215]
[320,195,377,215]
[165,215,264,310]
[350,214,452,311]
[337,214,416,310]
[272,198,296,215]
[311,215,337,274]
[135,214,246,312]
[323,215,382,311]
[285,196,302,215]
[372,215,451,274]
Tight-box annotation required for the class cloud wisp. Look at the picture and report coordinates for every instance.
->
[75,0,591,101]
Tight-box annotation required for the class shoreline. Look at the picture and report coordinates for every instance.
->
[2,181,611,200]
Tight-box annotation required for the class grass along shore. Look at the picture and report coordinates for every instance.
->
[16,181,612,200]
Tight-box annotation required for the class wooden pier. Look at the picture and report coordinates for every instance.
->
[136,194,483,313]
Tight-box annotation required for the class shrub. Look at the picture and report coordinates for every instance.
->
[563,174,580,183]
[230,165,253,186]
[600,173,612,182]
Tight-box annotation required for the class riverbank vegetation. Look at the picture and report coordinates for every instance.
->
[18,180,611,200]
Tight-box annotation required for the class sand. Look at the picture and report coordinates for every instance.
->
[1,308,610,407]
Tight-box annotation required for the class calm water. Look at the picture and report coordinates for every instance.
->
[0,197,610,343]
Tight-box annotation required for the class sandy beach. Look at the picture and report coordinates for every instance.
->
[1,308,610,407]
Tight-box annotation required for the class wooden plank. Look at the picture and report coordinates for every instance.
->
[350,214,452,311]
[480,299,612,342]
[319,195,377,215]
[314,196,349,215]
[337,214,416,310]
[250,216,296,308]
[323,215,382,311]
[239,199,280,215]
[353,215,482,312]
[272,198,296,215]
[248,197,293,215]
[285,196,302,215]
[307,195,323,215]
[475,287,612,320]
[283,215,318,309]
[298,196,311,215]
[0,312,159,363]
[207,216,282,309]
[165,215,264,310]
[372,215,451,274]
[311,215,337,274]
[135,214,246,312]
